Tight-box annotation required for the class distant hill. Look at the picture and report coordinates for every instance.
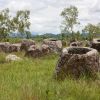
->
[31,33,62,40]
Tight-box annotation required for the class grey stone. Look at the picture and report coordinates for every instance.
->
[6,54,22,62]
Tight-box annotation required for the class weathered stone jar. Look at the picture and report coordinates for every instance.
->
[25,45,42,58]
[20,39,35,51]
[9,43,21,52]
[0,42,10,53]
[54,47,100,80]
[43,38,62,53]
[91,38,100,52]
[70,41,83,47]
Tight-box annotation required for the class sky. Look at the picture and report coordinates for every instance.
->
[0,0,100,34]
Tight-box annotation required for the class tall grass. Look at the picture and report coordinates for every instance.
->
[0,52,100,100]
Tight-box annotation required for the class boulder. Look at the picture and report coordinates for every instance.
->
[43,38,62,53]
[54,47,100,80]
[91,38,100,52]
[20,39,35,51]
[6,54,22,62]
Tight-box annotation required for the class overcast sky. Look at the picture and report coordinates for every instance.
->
[0,0,100,34]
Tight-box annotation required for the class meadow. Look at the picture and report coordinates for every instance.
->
[0,52,100,100]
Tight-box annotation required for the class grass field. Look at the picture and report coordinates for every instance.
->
[0,52,100,100]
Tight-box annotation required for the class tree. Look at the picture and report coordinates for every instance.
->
[75,31,81,40]
[61,6,79,41]
[0,8,11,39]
[83,23,100,40]
[13,10,31,38]
[0,8,31,40]
[96,23,100,37]
[26,31,31,39]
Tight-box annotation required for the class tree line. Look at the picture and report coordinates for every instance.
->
[0,6,100,42]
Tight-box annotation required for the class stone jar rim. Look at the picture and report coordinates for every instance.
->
[62,47,98,56]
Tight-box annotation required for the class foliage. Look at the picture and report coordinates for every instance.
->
[0,8,31,40]
[13,10,31,38]
[61,6,79,41]
[82,23,100,41]
[0,8,11,39]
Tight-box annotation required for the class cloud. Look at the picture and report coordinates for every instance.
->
[0,0,100,34]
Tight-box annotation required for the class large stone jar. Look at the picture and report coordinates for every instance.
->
[54,47,100,80]
[91,38,100,52]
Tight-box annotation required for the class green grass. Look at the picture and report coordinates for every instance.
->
[0,38,22,43]
[0,52,100,100]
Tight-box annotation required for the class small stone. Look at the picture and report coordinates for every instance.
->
[6,54,22,62]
